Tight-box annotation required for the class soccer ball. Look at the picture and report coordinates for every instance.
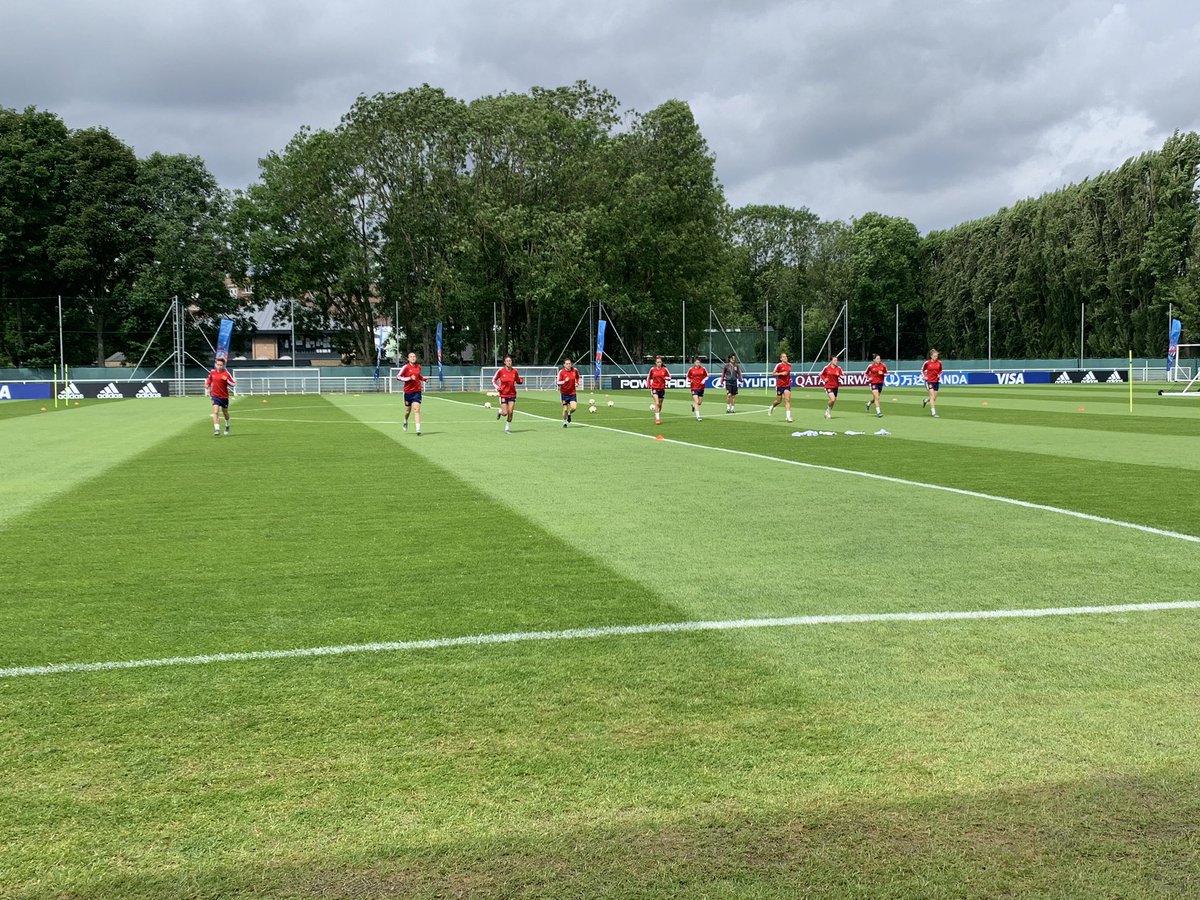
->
[484,401,492,409]
[588,405,597,414]
[649,403,656,411]
[606,400,614,407]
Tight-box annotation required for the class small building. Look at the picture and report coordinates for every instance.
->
[246,300,340,364]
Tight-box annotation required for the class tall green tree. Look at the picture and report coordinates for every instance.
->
[235,127,380,363]
[594,99,732,361]
[848,212,922,359]
[47,127,142,364]
[0,107,71,366]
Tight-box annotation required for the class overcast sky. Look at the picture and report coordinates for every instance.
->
[4,0,1198,232]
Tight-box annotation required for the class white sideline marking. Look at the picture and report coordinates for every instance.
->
[433,397,1200,545]
[3,601,1197,680]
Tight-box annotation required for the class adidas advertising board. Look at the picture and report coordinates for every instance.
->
[51,380,172,400]
[1049,370,1125,384]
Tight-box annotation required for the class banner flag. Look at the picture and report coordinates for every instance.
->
[373,325,386,380]
[1168,318,1182,371]
[595,319,607,378]
[216,319,234,360]
[436,321,444,384]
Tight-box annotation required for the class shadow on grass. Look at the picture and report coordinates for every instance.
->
[75,770,1200,899]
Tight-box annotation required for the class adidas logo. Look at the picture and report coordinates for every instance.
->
[1054,372,1072,384]
[1106,371,1123,383]
[1081,371,1098,384]
[97,382,124,399]
[58,382,84,400]
[135,383,162,398]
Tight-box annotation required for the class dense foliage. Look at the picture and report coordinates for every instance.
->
[3,90,1197,368]
[0,107,237,367]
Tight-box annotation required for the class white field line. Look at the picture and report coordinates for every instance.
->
[3,601,1198,680]
[433,397,1200,546]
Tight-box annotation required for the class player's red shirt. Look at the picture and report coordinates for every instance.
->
[865,362,888,384]
[820,364,843,389]
[773,361,792,389]
[205,367,236,399]
[922,359,943,383]
[686,365,708,390]
[557,367,581,394]
[397,363,426,394]
[492,367,522,398]
[647,366,670,391]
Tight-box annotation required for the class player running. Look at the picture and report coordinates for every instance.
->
[722,354,742,412]
[820,355,843,419]
[396,351,428,435]
[864,354,887,417]
[557,358,582,427]
[768,352,793,422]
[647,356,669,425]
[204,356,236,436]
[921,349,942,417]
[492,355,523,433]
[686,356,709,420]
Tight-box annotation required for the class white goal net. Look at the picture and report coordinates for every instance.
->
[233,368,321,395]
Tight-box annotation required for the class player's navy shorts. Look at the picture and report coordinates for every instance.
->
[403,391,422,405]
[926,381,941,390]
[826,387,839,396]
[870,382,884,393]
[776,385,791,395]
[561,393,577,404]
[500,395,516,404]
[691,388,704,397]
[210,396,229,408]
[652,389,665,399]
[727,384,739,395]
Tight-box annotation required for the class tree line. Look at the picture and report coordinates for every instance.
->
[2,87,1197,370]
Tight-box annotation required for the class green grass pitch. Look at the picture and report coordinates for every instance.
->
[2,384,1199,898]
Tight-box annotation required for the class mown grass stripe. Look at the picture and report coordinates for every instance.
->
[437,397,1200,544]
[3,600,1197,679]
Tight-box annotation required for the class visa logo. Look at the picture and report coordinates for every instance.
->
[997,373,1025,385]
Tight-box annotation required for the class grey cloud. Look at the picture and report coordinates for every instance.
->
[3,0,1199,231]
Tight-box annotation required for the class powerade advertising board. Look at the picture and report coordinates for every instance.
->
[608,370,1123,389]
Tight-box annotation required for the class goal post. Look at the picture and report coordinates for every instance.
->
[233,368,321,395]
[1160,343,1200,396]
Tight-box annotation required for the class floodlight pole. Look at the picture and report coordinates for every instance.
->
[843,302,849,366]
[988,303,993,372]
[681,300,685,363]
[800,305,804,366]
[1079,302,1084,369]
[895,303,899,363]
[291,300,297,364]
[58,295,65,380]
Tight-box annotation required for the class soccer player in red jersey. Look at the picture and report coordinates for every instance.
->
[557,358,582,427]
[820,355,843,419]
[647,356,669,425]
[686,356,709,420]
[492,355,523,433]
[396,351,428,435]
[864,353,887,417]
[768,352,793,422]
[921,349,943,417]
[204,356,237,436]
